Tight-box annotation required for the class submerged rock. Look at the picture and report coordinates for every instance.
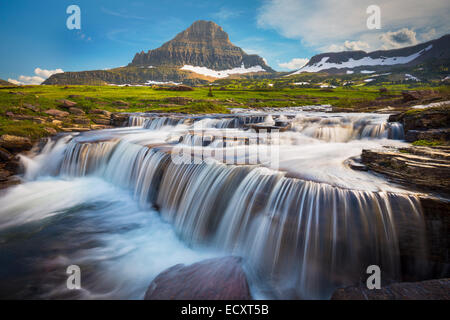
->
[144,256,252,300]
[331,278,450,300]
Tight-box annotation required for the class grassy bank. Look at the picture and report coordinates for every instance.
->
[0,83,448,139]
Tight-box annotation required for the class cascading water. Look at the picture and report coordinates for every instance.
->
[0,108,427,300]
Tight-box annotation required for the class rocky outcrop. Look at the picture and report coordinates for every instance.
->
[331,278,450,300]
[361,146,450,194]
[393,107,449,132]
[0,135,32,152]
[144,256,252,300]
[110,113,129,127]
[130,20,273,72]
[406,128,450,142]
[45,109,70,117]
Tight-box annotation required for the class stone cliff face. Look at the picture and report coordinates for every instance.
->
[130,20,273,71]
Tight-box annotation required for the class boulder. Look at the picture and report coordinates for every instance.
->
[89,109,111,117]
[23,103,39,112]
[45,109,69,117]
[0,135,32,152]
[331,278,450,300]
[144,256,252,300]
[69,107,85,115]
[56,99,77,108]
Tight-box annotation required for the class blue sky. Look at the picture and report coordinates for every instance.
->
[1,0,449,84]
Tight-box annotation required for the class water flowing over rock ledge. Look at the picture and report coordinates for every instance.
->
[2,107,449,299]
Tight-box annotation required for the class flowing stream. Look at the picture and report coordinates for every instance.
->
[0,107,428,299]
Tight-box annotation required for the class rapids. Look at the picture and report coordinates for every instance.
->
[0,108,428,299]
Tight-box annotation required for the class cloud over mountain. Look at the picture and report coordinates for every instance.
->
[257,0,450,51]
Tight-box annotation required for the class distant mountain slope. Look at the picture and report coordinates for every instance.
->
[44,20,274,86]
[290,34,450,75]
[0,79,15,86]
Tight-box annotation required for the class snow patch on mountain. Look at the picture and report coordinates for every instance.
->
[290,45,433,75]
[181,64,266,78]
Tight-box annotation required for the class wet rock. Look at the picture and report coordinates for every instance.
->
[44,127,58,135]
[361,146,450,195]
[405,129,450,143]
[0,135,32,152]
[419,196,450,273]
[389,107,450,132]
[110,113,129,127]
[331,278,450,300]
[69,107,85,115]
[0,147,14,162]
[144,257,252,300]
[57,99,77,108]
[45,109,69,117]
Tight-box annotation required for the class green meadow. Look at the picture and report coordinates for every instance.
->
[0,83,448,139]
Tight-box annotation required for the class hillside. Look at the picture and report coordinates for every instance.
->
[290,34,450,78]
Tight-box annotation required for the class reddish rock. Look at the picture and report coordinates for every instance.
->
[68,107,85,115]
[144,256,252,300]
[57,99,77,108]
[45,109,69,117]
[331,278,450,300]
[0,135,32,152]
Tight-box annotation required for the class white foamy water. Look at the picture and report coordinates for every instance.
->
[0,109,428,300]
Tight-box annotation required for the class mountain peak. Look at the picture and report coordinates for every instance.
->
[172,20,230,44]
[130,20,273,72]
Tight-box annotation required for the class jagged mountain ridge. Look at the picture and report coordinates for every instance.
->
[291,34,450,75]
[43,20,274,86]
[130,20,273,71]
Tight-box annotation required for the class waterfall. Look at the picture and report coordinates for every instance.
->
[28,128,424,299]
[3,109,422,300]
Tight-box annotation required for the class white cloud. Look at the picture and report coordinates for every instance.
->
[380,28,418,49]
[344,40,370,51]
[257,0,450,50]
[8,68,64,85]
[212,7,242,20]
[278,58,309,70]
[34,68,64,78]
[325,40,370,52]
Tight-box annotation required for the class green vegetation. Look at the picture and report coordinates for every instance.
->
[412,139,444,147]
[0,82,448,140]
